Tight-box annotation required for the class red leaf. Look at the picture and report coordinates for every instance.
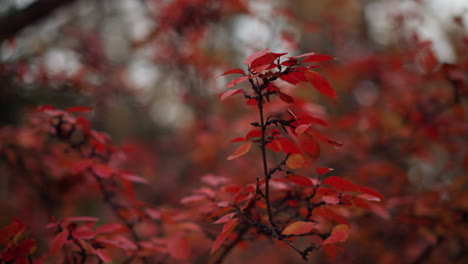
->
[280,71,306,85]
[73,229,95,240]
[95,224,126,235]
[246,98,257,105]
[215,68,246,77]
[244,48,269,65]
[322,177,359,192]
[0,217,25,244]
[201,174,230,187]
[285,153,305,169]
[66,106,93,113]
[15,239,36,256]
[220,89,245,101]
[290,52,315,59]
[250,52,286,72]
[356,194,381,202]
[297,132,320,159]
[180,194,206,204]
[358,186,385,201]
[302,54,335,63]
[322,224,350,245]
[322,195,340,204]
[282,221,316,235]
[286,174,313,186]
[230,137,245,142]
[278,92,295,103]
[277,138,302,154]
[119,172,148,184]
[92,164,114,179]
[227,142,252,160]
[226,76,249,88]
[296,113,329,126]
[245,129,262,139]
[96,248,113,263]
[211,218,239,254]
[316,167,333,175]
[305,70,337,98]
[213,212,237,224]
[168,235,191,260]
[51,230,68,255]
[295,124,311,135]
[307,130,343,147]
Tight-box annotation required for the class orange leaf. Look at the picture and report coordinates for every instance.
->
[305,70,337,98]
[227,142,252,160]
[322,224,350,245]
[286,154,305,169]
[281,221,316,235]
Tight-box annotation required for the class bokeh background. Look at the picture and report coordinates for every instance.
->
[1,0,467,263]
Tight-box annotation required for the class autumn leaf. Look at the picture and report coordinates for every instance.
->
[282,221,316,235]
[215,68,246,77]
[227,142,252,160]
[96,248,113,263]
[322,195,340,204]
[213,212,237,224]
[278,92,295,103]
[286,154,305,169]
[322,224,350,245]
[220,88,245,101]
[307,130,343,147]
[211,218,239,254]
[302,54,335,63]
[119,172,148,184]
[168,235,191,260]
[244,48,269,65]
[50,230,69,255]
[316,167,334,175]
[226,76,249,88]
[286,174,313,186]
[297,132,320,159]
[305,70,337,98]
[322,176,359,192]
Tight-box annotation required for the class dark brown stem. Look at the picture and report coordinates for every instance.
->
[257,91,276,227]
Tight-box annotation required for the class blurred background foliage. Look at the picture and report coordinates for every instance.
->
[0,0,467,263]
